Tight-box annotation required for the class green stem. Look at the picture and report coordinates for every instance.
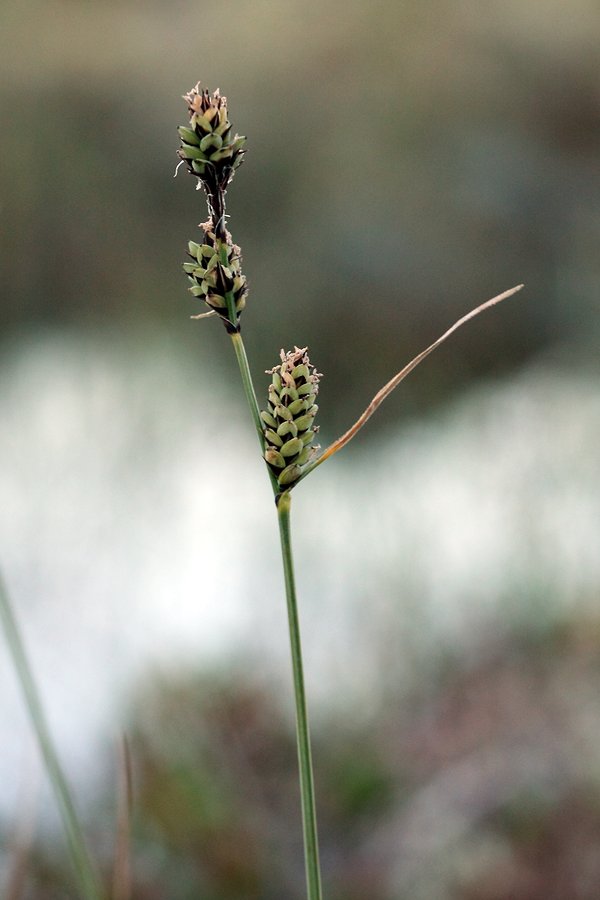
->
[229,331,279,494]
[227,328,322,894]
[277,493,323,900]
[0,573,103,900]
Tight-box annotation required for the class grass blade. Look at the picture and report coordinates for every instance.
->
[300,284,524,478]
[0,571,104,899]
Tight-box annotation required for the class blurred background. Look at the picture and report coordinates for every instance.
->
[1,0,599,896]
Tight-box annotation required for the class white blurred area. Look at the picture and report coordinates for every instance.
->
[0,331,598,823]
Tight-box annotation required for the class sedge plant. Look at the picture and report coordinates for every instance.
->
[176,82,523,900]
[0,81,522,900]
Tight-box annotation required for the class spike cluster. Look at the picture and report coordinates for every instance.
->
[184,221,248,327]
[261,348,321,488]
[179,83,248,329]
[178,84,246,233]
[178,85,246,187]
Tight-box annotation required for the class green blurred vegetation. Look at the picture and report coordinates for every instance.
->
[2,0,598,437]
[2,1,599,897]
[13,619,600,898]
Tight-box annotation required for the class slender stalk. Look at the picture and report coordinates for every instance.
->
[277,492,323,900]
[0,573,103,900]
[228,331,321,892]
[229,331,263,447]
[229,331,280,494]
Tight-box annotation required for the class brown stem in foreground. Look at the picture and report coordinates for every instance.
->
[112,736,133,900]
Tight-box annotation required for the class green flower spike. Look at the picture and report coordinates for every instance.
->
[184,220,248,329]
[178,83,246,237]
[261,347,322,488]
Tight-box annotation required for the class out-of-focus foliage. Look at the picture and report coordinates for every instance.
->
[1,1,598,897]
[16,620,600,898]
[1,0,598,433]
